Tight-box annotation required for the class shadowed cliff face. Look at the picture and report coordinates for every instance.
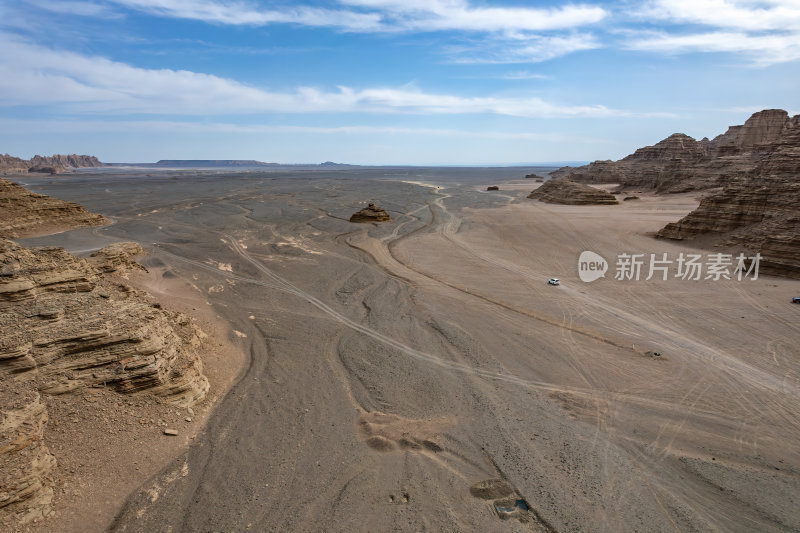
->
[553,109,796,193]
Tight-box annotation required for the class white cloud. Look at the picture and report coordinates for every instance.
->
[0,117,610,143]
[625,1,800,64]
[107,0,385,30]
[0,33,625,117]
[106,0,608,33]
[339,0,607,32]
[626,30,800,65]
[449,32,600,63]
[637,0,800,32]
[27,0,120,17]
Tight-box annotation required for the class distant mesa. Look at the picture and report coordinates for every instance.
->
[528,178,618,205]
[487,186,499,191]
[350,203,391,223]
[1,153,104,175]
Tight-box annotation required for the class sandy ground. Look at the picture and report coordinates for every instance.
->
[17,170,800,532]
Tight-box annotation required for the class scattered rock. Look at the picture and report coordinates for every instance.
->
[487,186,499,191]
[163,429,178,436]
[470,479,515,500]
[349,203,390,223]
[528,179,618,205]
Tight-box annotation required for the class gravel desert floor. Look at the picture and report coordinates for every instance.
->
[18,169,800,532]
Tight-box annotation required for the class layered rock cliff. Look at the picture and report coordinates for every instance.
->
[0,178,107,238]
[553,110,795,193]
[0,240,209,404]
[527,179,619,205]
[1,154,103,175]
[0,385,57,525]
[656,112,800,278]
[0,240,210,523]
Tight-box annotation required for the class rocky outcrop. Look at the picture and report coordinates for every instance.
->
[0,240,209,405]
[553,110,796,193]
[0,155,31,174]
[0,178,107,238]
[349,203,391,223]
[656,113,800,278]
[0,154,103,175]
[487,186,499,191]
[527,179,618,205]
[88,242,147,274]
[0,385,57,525]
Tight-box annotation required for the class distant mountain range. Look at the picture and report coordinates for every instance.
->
[0,154,104,174]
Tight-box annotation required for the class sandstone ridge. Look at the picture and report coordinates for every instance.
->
[0,178,107,238]
[0,240,210,524]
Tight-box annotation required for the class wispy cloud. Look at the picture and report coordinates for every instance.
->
[625,29,800,65]
[448,32,600,63]
[106,0,385,30]
[637,0,800,32]
[626,1,800,65]
[104,0,608,33]
[338,0,608,32]
[0,33,627,118]
[496,71,552,80]
[0,117,612,144]
[26,0,121,18]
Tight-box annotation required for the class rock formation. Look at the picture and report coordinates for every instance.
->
[0,240,209,404]
[0,178,210,524]
[524,173,544,180]
[0,154,103,175]
[0,385,57,524]
[0,178,107,238]
[0,239,210,522]
[656,112,800,277]
[552,110,795,193]
[349,203,391,223]
[487,186,499,191]
[527,179,619,205]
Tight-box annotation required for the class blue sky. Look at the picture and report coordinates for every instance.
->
[0,0,798,165]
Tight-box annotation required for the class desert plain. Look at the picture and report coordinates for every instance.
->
[14,167,800,532]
